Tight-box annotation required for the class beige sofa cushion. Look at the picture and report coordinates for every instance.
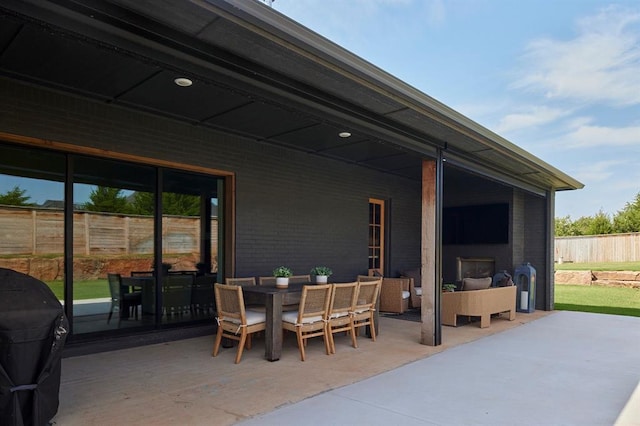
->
[462,277,492,291]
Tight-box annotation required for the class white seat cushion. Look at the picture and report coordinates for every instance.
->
[282,311,323,324]
[402,290,410,300]
[414,287,422,296]
[245,310,266,325]
[225,310,265,325]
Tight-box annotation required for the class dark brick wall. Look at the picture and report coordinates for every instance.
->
[0,79,421,282]
[0,79,552,301]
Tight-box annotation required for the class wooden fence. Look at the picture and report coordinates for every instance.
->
[0,205,218,256]
[555,233,640,263]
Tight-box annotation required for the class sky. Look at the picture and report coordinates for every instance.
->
[266,0,640,219]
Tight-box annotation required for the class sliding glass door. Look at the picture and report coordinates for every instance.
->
[0,142,224,338]
[72,156,156,334]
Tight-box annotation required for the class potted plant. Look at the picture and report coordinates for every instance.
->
[273,266,293,288]
[443,283,456,292]
[310,266,333,283]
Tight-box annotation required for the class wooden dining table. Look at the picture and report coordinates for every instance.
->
[242,283,305,362]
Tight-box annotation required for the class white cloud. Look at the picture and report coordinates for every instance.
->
[564,123,640,147]
[570,159,626,183]
[513,6,640,107]
[424,0,446,28]
[495,106,570,133]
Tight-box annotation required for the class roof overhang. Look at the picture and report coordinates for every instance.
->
[0,0,583,193]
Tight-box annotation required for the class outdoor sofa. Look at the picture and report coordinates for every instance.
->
[441,278,516,328]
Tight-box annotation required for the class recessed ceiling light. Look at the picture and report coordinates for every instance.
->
[174,77,193,87]
[338,132,352,138]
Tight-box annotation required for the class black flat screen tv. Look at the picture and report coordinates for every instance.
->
[443,203,509,245]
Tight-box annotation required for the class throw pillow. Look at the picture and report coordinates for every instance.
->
[462,277,492,291]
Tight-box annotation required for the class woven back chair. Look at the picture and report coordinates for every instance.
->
[225,277,256,286]
[258,276,276,286]
[288,274,311,284]
[162,274,193,317]
[352,279,382,342]
[357,275,381,282]
[212,283,266,364]
[225,277,266,311]
[327,282,358,354]
[107,273,142,323]
[282,284,332,361]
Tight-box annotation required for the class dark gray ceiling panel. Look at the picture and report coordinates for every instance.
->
[272,124,369,153]
[204,101,318,139]
[0,25,160,99]
[117,71,250,121]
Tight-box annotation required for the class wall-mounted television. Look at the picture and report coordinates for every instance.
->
[443,203,509,245]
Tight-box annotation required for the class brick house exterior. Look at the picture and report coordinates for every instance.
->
[0,1,581,347]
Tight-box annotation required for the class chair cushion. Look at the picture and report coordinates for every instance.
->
[402,291,410,300]
[414,287,422,296]
[462,277,492,291]
[282,311,323,324]
[245,310,266,325]
[225,310,265,325]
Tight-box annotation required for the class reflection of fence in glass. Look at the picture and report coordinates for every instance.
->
[0,206,218,256]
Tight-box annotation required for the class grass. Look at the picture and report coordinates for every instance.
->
[555,285,640,317]
[555,261,640,271]
[46,279,109,300]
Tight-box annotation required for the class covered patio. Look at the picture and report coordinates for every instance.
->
[53,311,640,425]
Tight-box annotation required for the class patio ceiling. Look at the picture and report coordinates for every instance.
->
[0,0,583,194]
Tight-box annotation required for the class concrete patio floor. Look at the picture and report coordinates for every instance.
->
[51,310,640,425]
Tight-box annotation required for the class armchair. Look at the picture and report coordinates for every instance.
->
[378,277,412,314]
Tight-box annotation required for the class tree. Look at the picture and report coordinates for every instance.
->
[129,191,200,216]
[162,193,200,216]
[0,186,32,206]
[613,192,640,233]
[84,186,130,213]
[555,216,577,236]
[130,191,154,215]
[586,210,612,235]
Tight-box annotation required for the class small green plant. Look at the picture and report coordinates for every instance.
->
[273,266,293,277]
[310,266,332,276]
[442,283,456,292]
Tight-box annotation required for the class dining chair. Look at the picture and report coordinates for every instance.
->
[288,274,311,284]
[107,273,142,323]
[258,276,276,286]
[282,284,332,361]
[192,275,215,316]
[212,283,266,364]
[226,277,257,286]
[357,275,381,282]
[326,282,358,354]
[162,274,194,317]
[352,279,382,343]
[226,276,268,312]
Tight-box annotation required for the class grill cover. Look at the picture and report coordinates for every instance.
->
[0,268,68,426]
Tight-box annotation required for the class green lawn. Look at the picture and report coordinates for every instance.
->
[47,279,109,300]
[555,261,640,271]
[554,285,640,317]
